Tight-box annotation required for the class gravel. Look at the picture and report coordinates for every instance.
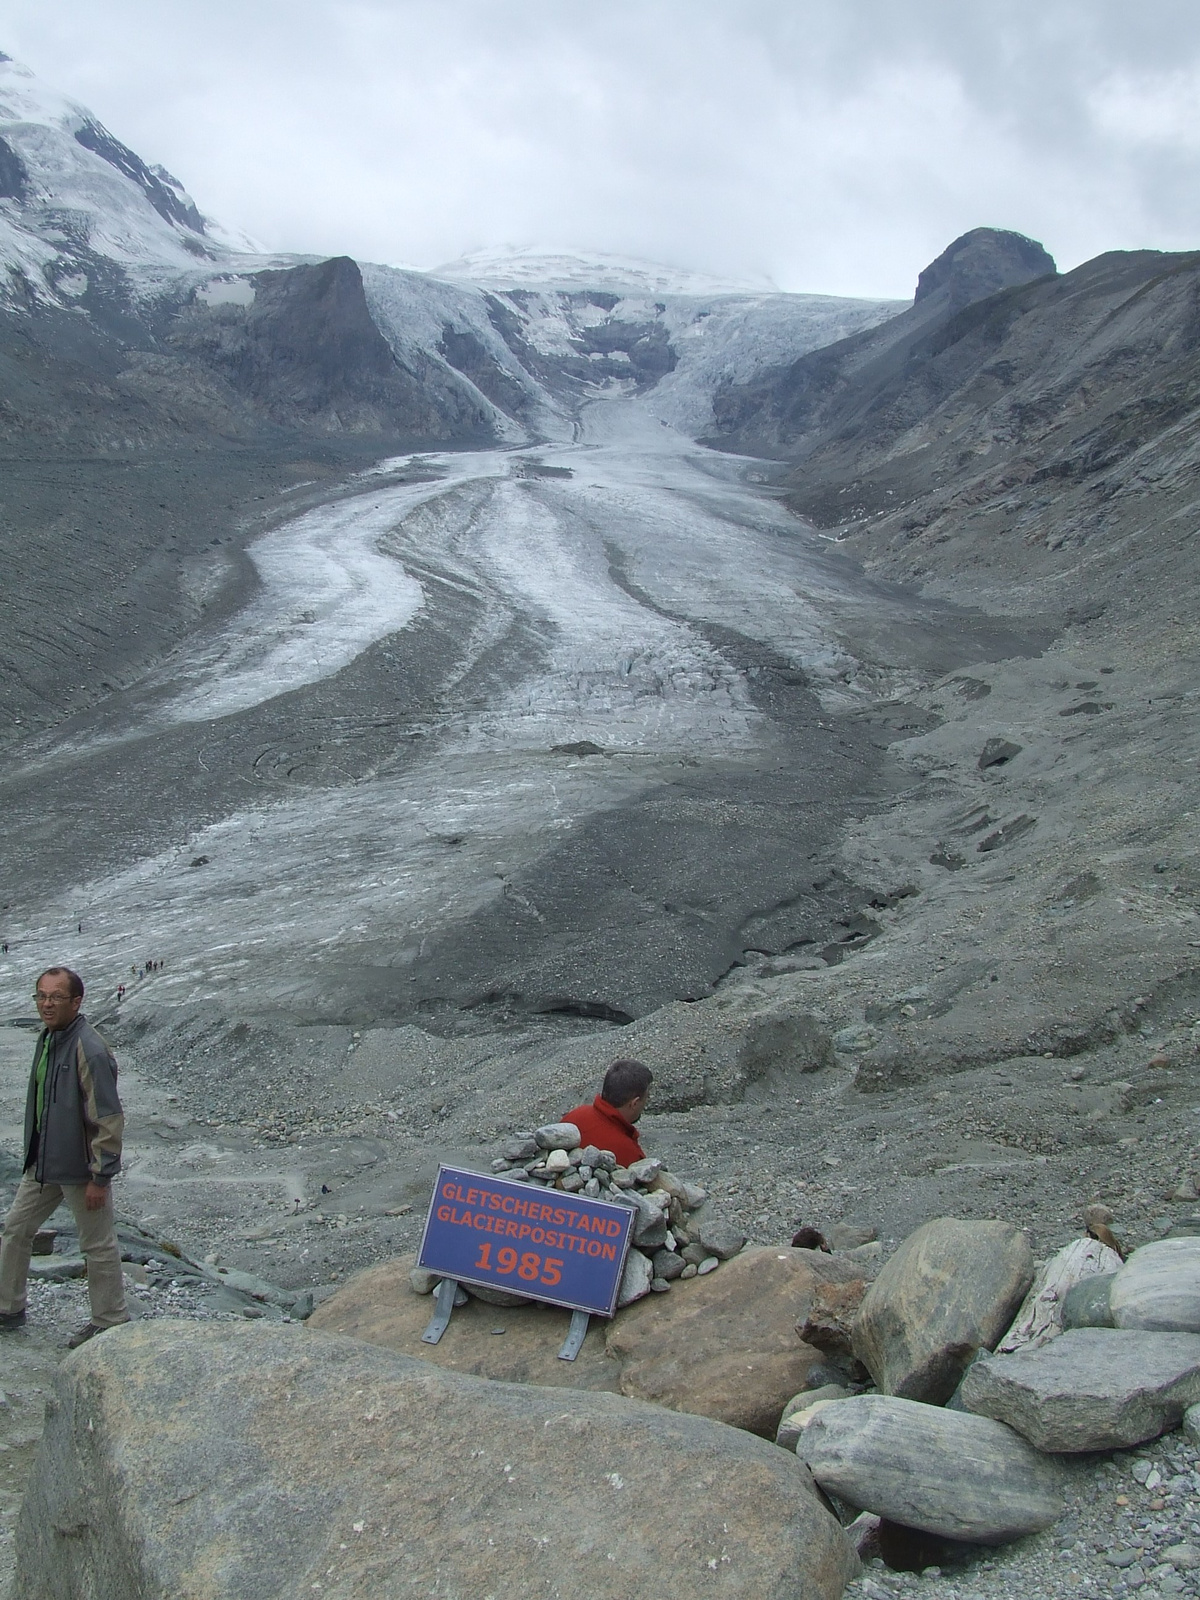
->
[846,1433,1200,1600]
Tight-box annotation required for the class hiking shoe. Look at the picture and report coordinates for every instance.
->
[0,1309,26,1331]
[66,1321,102,1349]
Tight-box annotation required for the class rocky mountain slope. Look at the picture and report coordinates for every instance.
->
[707,230,1200,621]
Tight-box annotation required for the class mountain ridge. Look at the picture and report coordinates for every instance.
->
[0,51,900,449]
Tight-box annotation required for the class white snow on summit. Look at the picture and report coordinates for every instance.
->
[431,246,776,298]
[0,51,244,303]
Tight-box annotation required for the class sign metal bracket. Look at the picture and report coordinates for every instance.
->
[421,1275,460,1344]
[557,1307,590,1361]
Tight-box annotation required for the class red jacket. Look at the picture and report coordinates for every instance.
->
[562,1096,646,1167]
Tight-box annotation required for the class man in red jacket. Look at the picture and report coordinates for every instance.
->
[563,1058,652,1167]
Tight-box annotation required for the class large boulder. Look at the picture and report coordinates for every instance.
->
[798,1394,1063,1544]
[1110,1238,1200,1332]
[309,1256,624,1391]
[852,1219,1034,1403]
[16,1320,855,1600]
[608,1246,865,1435]
[959,1328,1200,1451]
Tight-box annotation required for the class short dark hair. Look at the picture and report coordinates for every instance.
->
[38,966,84,1000]
[602,1058,652,1107]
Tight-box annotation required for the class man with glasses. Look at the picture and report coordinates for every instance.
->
[0,967,128,1346]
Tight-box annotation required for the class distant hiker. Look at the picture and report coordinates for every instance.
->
[0,967,129,1347]
[562,1058,652,1167]
[116,984,125,1002]
[1,943,7,954]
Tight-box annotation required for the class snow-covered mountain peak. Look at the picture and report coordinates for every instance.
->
[0,50,245,306]
[0,51,85,127]
[431,245,776,298]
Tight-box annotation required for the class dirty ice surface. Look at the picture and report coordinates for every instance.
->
[150,458,494,725]
[0,403,881,1013]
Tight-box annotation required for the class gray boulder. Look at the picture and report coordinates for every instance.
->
[798,1393,1063,1544]
[1111,1238,1200,1332]
[28,1256,86,1282]
[617,1246,654,1307]
[610,1185,672,1249]
[700,1217,748,1261]
[852,1218,1034,1403]
[959,1327,1200,1451]
[16,1320,855,1600]
[652,1248,686,1281]
[500,1135,539,1161]
[1062,1272,1117,1330]
[534,1121,581,1151]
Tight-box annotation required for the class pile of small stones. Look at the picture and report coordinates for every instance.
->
[491,1122,745,1296]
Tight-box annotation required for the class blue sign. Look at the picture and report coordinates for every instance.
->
[417,1165,636,1317]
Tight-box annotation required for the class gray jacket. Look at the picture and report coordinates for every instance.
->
[22,1014,124,1186]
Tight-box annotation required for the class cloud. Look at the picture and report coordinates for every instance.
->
[5,0,1200,297]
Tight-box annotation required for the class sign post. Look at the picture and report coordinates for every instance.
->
[416,1165,636,1358]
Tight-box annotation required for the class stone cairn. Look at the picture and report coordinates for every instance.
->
[490,1121,745,1305]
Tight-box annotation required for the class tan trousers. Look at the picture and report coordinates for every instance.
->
[0,1172,129,1328]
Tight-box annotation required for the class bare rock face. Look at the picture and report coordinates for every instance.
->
[15,1320,855,1600]
[913,228,1056,315]
[852,1218,1034,1403]
[1110,1238,1200,1332]
[607,1245,863,1436]
[959,1327,1200,1451]
[798,1394,1064,1544]
[169,256,495,440]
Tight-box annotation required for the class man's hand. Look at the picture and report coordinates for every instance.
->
[84,1181,109,1211]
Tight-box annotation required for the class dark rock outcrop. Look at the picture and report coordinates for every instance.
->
[707,227,1058,461]
[914,228,1055,315]
[170,256,495,438]
[74,117,207,235]
[0,133,29,199]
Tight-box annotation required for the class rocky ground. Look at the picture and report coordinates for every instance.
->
[848,1428,1200,1600]
[1,305,1198,1593]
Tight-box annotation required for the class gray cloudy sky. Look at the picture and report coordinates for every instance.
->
[5,0,1199,297]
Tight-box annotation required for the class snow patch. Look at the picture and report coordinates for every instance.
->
[196,275,256,307]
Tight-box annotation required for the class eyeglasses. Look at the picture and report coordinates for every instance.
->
[33,992,73,1005]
